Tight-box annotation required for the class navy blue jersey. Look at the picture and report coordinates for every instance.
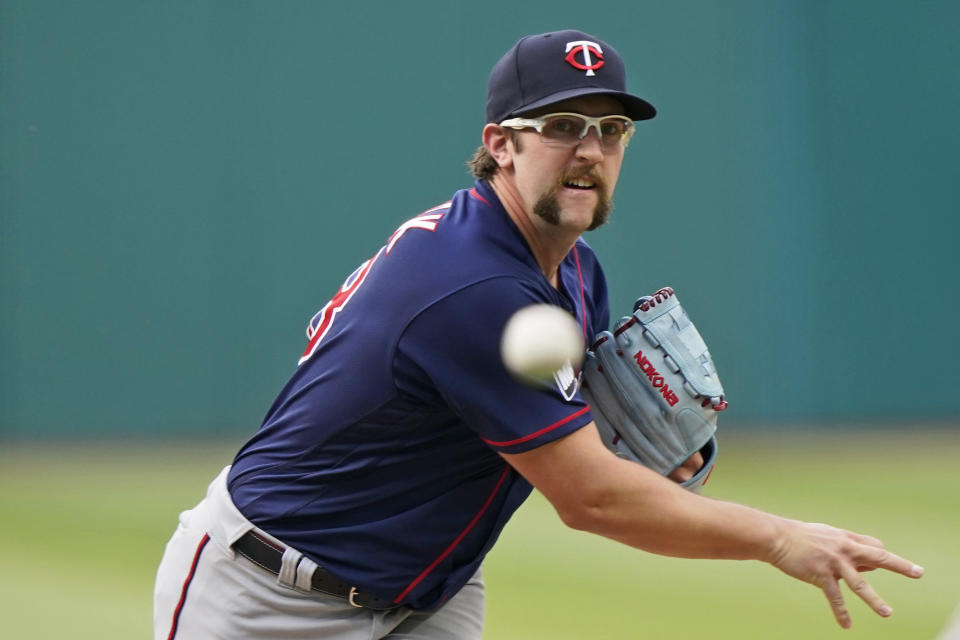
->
[227,179,610,610]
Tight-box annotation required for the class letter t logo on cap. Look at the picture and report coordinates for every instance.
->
[564,40,605,76]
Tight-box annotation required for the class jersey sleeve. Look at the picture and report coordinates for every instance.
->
[393,277,595,454]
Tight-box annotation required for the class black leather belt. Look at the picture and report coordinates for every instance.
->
[233,530,398,610]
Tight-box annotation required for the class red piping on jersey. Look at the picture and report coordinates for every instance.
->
[166,533,210,640]
[572,245,588,348]
[482,406,591,448]
[469,187,490,206]
[393,464,511,603]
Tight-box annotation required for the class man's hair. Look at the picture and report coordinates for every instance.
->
[466,129,521,179]
[466,145,497,180]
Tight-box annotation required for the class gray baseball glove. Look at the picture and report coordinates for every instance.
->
[580,287,726,492]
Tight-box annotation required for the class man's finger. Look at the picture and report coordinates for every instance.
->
[686,451,704,469]
[853,544,925,578]
[667,451,703,483]
[839,564,892,619]
[821,578,852,629]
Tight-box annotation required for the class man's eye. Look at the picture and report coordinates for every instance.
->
[600,122,623,136]
[544,117,581,134]
[600,119,633,136]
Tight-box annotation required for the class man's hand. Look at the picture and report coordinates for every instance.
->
[768,519,925,629]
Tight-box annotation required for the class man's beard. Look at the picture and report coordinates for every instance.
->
[532,173,612,231]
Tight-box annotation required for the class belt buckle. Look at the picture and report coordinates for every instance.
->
[348,586,363,608]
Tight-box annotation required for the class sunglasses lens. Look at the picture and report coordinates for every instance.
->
[540,115,589,145]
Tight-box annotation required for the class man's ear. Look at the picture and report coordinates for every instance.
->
[482,123,515,170]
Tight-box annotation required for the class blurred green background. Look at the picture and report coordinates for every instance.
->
[2,0,958,638]
[3,0,958,434]
[2,431,957,638]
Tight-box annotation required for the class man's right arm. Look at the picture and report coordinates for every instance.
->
[499,423,924,629]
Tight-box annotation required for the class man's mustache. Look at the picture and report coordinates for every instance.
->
[557,169,607,194]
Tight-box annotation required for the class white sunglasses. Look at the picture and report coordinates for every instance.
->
[499,112,635,150]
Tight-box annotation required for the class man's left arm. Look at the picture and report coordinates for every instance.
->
[500,424,923,630]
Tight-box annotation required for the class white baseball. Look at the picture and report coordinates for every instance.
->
[500,304,584,381]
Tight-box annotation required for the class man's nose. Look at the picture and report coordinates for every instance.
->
[574,128,605,161]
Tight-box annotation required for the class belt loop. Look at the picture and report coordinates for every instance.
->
[294,556,318,592]
[277,547,303,588]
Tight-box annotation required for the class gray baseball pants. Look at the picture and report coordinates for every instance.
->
[153,467,485,639]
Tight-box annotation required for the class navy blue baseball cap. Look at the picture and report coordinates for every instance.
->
[486,30,657,124]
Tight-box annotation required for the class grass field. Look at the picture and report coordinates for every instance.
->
[2,427,957,639]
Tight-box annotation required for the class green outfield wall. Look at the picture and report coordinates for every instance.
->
[2,1,958,437]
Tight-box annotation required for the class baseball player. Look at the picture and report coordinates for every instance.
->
[154,29,923,639]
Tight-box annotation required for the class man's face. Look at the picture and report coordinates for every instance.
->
[508,95,627,233]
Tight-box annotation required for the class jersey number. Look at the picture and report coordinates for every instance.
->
[298,208,447,365]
